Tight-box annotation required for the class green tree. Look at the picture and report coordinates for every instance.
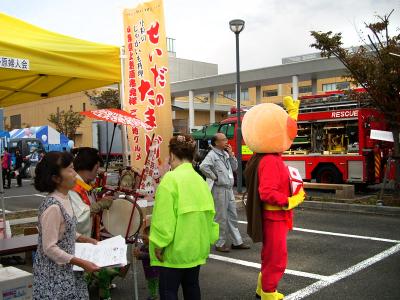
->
[48,110,85,141]
[85,88,120,109]
[310,10,400,195]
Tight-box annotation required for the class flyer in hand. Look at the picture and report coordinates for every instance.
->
[73,235,127,271]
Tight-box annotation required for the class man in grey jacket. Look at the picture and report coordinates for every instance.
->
[200,133,250,252]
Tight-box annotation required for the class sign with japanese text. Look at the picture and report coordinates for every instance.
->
[0,56,29,70]
[137,136,162,202]
[123,0,173,170]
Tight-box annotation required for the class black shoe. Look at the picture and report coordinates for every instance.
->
[215,246,230,253]
[231,243,251,250]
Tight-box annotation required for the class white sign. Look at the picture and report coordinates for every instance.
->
[288,166,304,195]
[0,56,30,71]
[370,129,394,142]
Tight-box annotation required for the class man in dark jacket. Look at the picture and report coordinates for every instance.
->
[14,149,23,187]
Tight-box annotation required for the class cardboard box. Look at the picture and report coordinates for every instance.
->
[0,267,32,300]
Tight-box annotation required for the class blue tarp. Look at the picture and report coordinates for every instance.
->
[0,130,10,138]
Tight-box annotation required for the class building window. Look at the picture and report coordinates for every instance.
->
[83,103,86,111]
[167,37,176,54]
[10,114,21,130]
[322,82,350,92]
[223,88,249,101]
[241,88,249,101]
[291,85,312,94]
[336,82,350,90]
[263,90,278,97]
[223,90,235,100]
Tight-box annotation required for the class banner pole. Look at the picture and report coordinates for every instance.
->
[119,46,129,167]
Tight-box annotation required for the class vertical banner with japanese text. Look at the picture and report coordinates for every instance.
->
[123,0,173,171]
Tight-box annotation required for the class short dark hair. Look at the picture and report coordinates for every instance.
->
[169,135,196,162]
[34,152,74,193]
[211,135,218,146]
[73,147,103,171]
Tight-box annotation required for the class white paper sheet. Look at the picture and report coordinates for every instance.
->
[73,235,127,271]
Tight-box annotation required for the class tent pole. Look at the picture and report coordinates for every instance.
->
[105,123,117,173]
[119,46,129,167]
[0,162,5,230]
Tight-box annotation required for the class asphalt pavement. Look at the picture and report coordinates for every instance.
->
[1,179,45,212]
[2,180,400,299]
[110,207,400,300]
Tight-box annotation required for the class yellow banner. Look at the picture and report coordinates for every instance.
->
[123,0,173,170]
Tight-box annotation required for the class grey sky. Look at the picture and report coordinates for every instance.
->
[2,0,400,73]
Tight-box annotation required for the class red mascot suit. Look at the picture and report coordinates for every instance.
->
[243,97,306,300]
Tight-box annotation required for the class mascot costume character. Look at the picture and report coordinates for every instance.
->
[243,96,306,300]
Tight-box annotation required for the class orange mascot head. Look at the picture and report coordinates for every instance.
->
[242,96,299,153]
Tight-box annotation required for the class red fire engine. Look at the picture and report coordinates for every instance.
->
[200,90,394,184]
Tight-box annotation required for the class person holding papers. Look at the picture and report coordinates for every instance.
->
[33,152,99,300]
[69,147,128,300]
[150,135,219,300]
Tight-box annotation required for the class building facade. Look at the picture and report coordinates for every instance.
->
[3,51,351,147]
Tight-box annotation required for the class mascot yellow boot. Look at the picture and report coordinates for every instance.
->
[243,96,305,300]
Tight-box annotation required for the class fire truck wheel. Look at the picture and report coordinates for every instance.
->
[315,165,343,184]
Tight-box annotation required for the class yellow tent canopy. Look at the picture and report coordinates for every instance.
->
[0,13,121,107]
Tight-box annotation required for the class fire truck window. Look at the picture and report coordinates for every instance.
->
[219,123,235,139]
[346,123,359,153]
[226,124,235,139]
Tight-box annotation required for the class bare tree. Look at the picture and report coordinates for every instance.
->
[48,110,85,141]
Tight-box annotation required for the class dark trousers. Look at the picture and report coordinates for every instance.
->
[2,168,10,188]
[16,168,22,186]
[159,266,201,300]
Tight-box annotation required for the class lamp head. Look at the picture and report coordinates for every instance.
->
[229,19,245,34]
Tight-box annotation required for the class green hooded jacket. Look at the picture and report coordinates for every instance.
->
[150,163,219,268]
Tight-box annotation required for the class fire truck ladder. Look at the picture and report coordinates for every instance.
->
[299,93,372,113]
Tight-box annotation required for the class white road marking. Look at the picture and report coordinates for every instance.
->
[285,243,400,300]
[292,227,400,244]
[2,194,46,199]
[9,217,37,225]
[237,221,400,244]
[209,254,329,281]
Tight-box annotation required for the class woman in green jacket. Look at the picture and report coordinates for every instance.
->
[150,134,219,300]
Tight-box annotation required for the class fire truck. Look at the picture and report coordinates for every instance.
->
[192,90,394,184]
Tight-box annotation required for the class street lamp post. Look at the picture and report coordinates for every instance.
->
[229,19,245,193]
